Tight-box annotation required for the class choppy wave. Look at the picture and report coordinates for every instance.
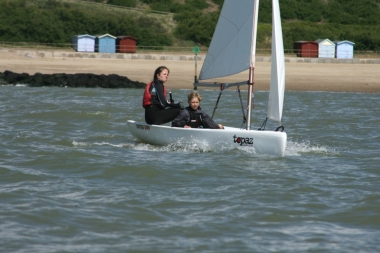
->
[1,86,380,253]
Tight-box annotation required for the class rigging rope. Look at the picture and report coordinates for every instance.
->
[259,117,268,131]
[211,84,224,119]
[237,86,247,128]
[210,84,255,130]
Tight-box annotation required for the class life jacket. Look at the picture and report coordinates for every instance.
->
[142,81,167,108]
[187,108,203,128]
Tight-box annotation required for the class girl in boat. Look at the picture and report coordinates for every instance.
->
[143,66,183,125]
[172,91,224,129]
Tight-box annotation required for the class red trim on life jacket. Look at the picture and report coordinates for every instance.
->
[142,81,153,108]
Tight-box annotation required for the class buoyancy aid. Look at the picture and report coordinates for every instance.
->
[142,81,167,108]
[187,108,203,128]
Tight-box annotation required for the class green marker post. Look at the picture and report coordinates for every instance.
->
[192,45,200,90]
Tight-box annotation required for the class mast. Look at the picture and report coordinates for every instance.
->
[246,0,260,130]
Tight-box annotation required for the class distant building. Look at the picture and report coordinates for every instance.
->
[116,36,137,53]
[315,39,335,58]
[95,34,117,53]
[334,40,355,59]
[294,41,318,58]
[71,34,96,52]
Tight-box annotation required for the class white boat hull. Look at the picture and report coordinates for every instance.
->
[127,120,287,156]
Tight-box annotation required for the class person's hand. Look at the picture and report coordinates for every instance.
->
[218,124,224,129]
[184,125,191,128]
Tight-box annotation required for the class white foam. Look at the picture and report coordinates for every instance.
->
[285,140,331,156]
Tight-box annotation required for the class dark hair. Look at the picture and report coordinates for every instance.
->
[153,66,170,81]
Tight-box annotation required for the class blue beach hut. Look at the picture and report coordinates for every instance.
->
[315,39,335,58]
[334,40,355,59]
[95,34,116,53]
[71,34,96,52]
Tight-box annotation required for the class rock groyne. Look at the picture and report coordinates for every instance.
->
[0,70,146,88]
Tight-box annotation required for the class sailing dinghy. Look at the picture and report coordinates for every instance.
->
[128,0,287,156]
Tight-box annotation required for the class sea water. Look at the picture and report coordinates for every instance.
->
[1,85,379,253]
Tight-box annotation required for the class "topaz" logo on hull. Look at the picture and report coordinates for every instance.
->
[233,135,253,146]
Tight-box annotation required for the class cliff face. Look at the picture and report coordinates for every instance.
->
[0,71,146,88]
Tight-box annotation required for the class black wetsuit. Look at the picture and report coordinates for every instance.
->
[171,106,220,129]
[144,80,182,125]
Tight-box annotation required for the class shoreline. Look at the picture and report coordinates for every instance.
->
[1,49,379,93]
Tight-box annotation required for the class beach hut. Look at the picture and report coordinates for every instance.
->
[95,34,116,53]
[315,39,335,58]
[334,40,355,59]
[116,36,137,53]
[294,41,318,58]
[71,34,96,52]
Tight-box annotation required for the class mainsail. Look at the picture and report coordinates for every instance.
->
[267,0,285,123]
[199,0,257,80]
[199,0,285,124]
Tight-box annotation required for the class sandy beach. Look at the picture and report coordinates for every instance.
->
[1,50,379,93]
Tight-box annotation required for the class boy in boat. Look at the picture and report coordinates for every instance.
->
[172,91,224,129]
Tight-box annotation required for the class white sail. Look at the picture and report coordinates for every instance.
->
[199,0,257,80]
[267,0,285,122]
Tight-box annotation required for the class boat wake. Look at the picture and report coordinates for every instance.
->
[285,140,332,156]
[131,140,233,153]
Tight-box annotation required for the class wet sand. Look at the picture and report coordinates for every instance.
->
[1,50,379,93]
